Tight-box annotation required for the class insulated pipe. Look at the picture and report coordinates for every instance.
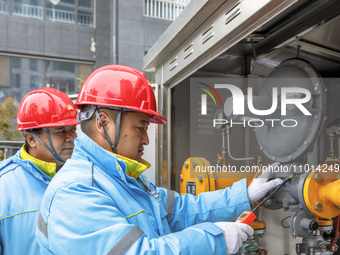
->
[226,128,256,162]
[303,167,340,218]
[322,179,340,207]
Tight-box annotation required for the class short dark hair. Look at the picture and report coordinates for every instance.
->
[80,106,119,136]
[25,128,44,149]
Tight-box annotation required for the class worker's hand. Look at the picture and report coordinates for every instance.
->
[214,222,254,254]
[247,162,283,203]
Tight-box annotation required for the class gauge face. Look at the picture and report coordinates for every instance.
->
[255,58,326,163]
[239,212,248,219]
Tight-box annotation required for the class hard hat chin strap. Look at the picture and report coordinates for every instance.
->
[78,105,126,154]
[29,128,65,163]
[94,106,122,154]
[114,111,122,152]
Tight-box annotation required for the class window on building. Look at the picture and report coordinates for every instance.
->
[79,63,92,82]
[46,60,75,94]
[46,0,76,24]
[46,0,93,26]
[78,0,90,8]
[144,0,190,21]
[13,0,43,19]
[0,54,93,104]
[0,0,8,13]
[1,0,93,26]
[0,56,8,86]
[10,57,44,101]
[78,0,92,26]
[78,10,92,26]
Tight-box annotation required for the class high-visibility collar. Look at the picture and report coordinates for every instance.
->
[108,151,151,179]
[20,144,57,178]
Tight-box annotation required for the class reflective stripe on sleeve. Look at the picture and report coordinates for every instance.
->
[107,226,144,255]
[166,190,175,222]
[38,212,48,238]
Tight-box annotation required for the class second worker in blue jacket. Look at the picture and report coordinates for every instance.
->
[0,88,78,255]
[36,65,283,255]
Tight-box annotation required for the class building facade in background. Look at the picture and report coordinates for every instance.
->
[0,0,189,158]
[0,0,189,104]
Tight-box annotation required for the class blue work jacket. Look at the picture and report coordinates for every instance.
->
[36,132,252,254]
[0,149,52,255]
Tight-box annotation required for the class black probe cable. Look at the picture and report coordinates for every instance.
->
[252,175,294,212]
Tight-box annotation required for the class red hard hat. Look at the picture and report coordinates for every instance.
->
[74,65,166,124]
[17,87,79,130]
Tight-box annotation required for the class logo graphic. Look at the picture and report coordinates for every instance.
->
[196,82,222,115]
[197,82,312,128]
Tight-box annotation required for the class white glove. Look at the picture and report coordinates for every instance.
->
[247,162,284,203]
[214,222,254,254]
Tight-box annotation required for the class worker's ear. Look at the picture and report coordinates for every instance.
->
[23,132,38,148]
[95,111,114,139]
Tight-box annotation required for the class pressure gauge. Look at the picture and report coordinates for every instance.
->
[255,58,326,163]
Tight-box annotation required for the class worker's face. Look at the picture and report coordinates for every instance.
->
[33,126,77,167]
[115,112,150,162]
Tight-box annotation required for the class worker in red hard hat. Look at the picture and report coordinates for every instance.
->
[36,65,282,255]
[0,87,78,255]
